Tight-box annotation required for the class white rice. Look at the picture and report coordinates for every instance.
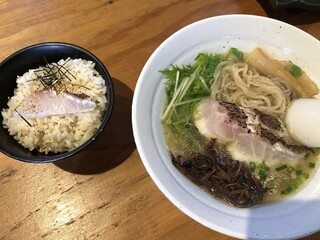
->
[1,58,107,154]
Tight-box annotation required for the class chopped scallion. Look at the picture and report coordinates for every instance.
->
[287,166,295,173]
[281,185,294,195]
[290,63,303,77]
[249,162,256,171]
[304,153,311,160]
[308,162,316,169]
[275,164,287,171]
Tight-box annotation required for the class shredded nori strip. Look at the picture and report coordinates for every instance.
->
[31,58,75,89]
[14,108,32,127]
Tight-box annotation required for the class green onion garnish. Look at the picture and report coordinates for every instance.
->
[290,63,303,77]
[249,162,256,171]
[281,185,294,195]
[304,153,311,160]
[287,166,295,173]
[275,164,287,171]
[308,162,316,169]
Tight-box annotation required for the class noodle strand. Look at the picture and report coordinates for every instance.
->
[212,61,293,116]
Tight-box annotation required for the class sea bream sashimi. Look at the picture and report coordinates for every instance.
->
[193,99,310,165]
[15,89,96,119]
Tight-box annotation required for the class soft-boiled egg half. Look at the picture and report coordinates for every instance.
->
[286,98,320,148]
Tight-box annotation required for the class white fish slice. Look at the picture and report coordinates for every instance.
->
[194,99,305,165]
[194,100,247,140]
[15,89,96,119]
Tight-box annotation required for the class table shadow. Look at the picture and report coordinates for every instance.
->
[257,0,320,25]
[54,78,136,174]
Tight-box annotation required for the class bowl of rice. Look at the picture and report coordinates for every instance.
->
[0,42,114,163]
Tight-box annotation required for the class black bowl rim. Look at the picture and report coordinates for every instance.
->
[0,42,115,163]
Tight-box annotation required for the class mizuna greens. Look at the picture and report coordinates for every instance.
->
[161,48,243,125]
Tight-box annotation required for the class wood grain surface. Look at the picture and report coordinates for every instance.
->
[0,0,320,239]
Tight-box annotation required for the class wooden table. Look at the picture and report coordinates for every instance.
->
[0,0,319,239]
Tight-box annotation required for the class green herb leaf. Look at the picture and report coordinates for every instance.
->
[161,52,224,126]
[229,47,244,61]
[195,52,222,83]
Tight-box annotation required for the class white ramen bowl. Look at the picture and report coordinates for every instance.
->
[132,14,320,239]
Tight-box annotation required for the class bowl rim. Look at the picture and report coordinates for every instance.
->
[0,42,115,163]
